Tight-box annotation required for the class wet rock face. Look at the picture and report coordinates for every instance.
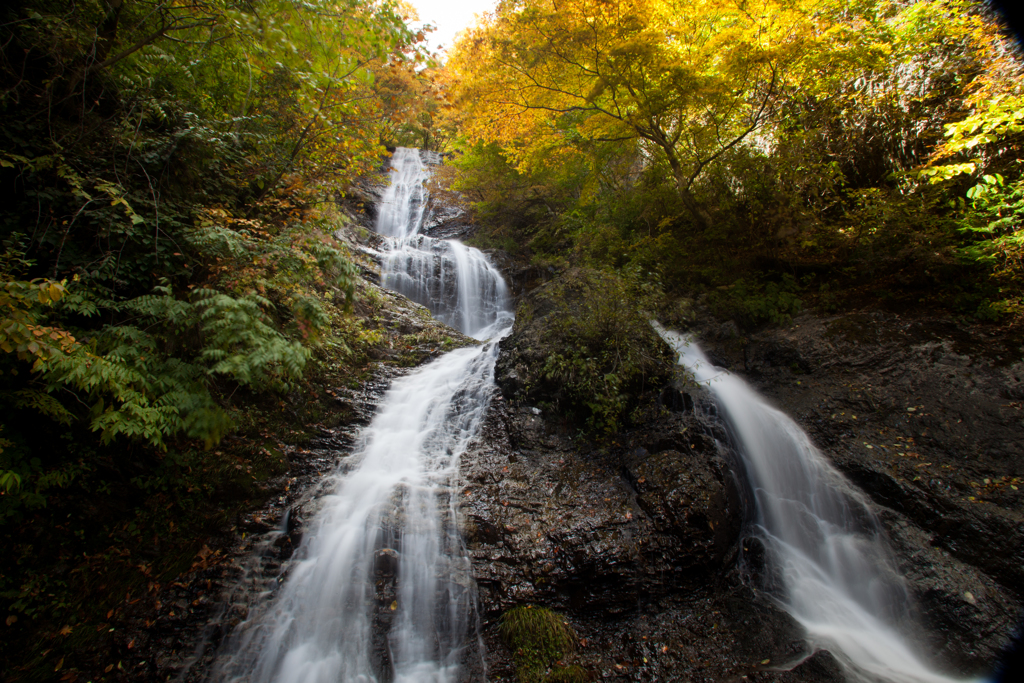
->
[696,309,1024,673]
[461,398,741,613]
[460,387,844,681]
[631,449,740,569]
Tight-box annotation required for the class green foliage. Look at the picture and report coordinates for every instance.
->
[530,269,674,434]
[928,97,1024,290]
[0,241,79,366]
[910,93,1024,316]
[707,275,803,328]
[0,0,402,500]
[451,140,587,255]
[959,172,1024,262]
[544,666,590,683]
[0,0,440,676]
[929,95,1024,165]
[500,605,579,683]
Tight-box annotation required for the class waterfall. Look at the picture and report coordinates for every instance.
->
[374,148,440,241]
[210,149,511,682]
[376,148,510,340]
[654,324,969,683]
[382,237,510,339]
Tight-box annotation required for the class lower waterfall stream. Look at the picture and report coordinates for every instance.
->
[208,149,511,682]
[654,323,971,683]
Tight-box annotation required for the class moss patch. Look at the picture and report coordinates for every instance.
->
[499,605,580,683]
[543,664,590,682]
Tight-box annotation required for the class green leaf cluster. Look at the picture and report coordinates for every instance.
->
[707,275,804,327]
[525,269,675,435]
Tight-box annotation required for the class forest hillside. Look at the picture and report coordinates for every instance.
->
[447,0,1024,333]
[2,0,1023,680]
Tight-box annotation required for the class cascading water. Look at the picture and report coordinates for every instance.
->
[377,148,510,338]
[654,323,970,683]
[374,148,438,241]
[209,149,511,683]
[382,236,509,337]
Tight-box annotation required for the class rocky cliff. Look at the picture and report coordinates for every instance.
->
[459,286,1022,681]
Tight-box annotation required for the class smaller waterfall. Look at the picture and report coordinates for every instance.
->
[654,324,969,683]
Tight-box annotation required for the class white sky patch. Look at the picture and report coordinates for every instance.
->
[407,0,495,56]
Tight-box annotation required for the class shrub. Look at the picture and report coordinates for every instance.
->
[707,274,803,328]
[518,268,675,434]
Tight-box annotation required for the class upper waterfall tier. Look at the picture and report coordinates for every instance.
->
[376,148,510,340]
[375,148,441,241]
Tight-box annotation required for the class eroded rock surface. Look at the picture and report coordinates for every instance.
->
[459,382,851,681]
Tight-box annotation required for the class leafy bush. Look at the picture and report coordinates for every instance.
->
[524,269,675,434]
[707,274,803,328]
[959,173,1024,280]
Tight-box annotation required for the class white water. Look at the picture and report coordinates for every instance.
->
[374,148,440,241]
[377,148,510,339]
[654,324,969,683]
[210,149,510,682]
[383,236,510,337]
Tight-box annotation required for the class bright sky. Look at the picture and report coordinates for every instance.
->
[407,0,496,56]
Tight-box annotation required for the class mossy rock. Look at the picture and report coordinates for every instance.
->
[499,605,579,683]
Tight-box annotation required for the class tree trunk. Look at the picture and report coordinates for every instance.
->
[667,154,713,231]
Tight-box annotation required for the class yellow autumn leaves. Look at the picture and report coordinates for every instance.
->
[444,0,1005,228]
[0,279,78,368]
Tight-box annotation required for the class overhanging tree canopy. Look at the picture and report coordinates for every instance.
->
[450,0,821,227]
